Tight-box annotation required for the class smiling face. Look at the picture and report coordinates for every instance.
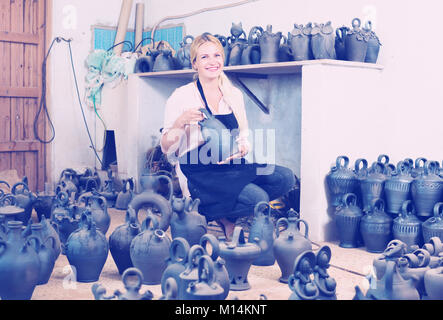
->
[192,41,224,81]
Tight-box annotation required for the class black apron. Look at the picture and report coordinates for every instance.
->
[179,80,265,221]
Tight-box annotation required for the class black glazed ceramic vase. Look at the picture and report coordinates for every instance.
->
[335,193,363,248]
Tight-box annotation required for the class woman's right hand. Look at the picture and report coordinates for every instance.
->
[174,108,205,129]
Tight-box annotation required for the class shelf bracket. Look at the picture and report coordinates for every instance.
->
[229,73,270,114]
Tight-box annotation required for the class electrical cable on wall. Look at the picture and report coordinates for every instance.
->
[150,0,259,42]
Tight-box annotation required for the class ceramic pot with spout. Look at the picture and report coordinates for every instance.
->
[362,21,381,63]
[273,210,312,283]
[249,201,276,266]
[360,199,393,253]
[335,26,349,60]
[241,26,263,65]
[39,215,61,259]
[422,202,443,243]
[184,255,225,300]
[130,214,171,285]
[199,233,230,299]
[393,200,423,248]
[11,180,36,223]
[109,207,141,274]
[198,107,238,163]
[335,193,363,248]
[259,25,283,64]
[161,237,191,296]
[310,21,336,59]
[219,226,261,291]
[27,223,57,285]
[153,49,175,72]
[78,192,111,235]
[227,23,247,66]
[214,34,230,66]
[288,23,313,61]
[34,189,56,221]
[65,213,109,282]
[51,191,80,254]
[115,178,135,210]
[170,196,207,246]
[0,221,41,300]
[411,161,443,218]
[345,18,369,62]
[178,244,206,299]
[325,155,359,208]
[357,161,387,212]
[176,35,194,69]
[57,169,79,199]
[384,161,414,215]
[129,174,173,231]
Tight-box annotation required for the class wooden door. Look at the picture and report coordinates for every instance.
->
[0,0,47,192]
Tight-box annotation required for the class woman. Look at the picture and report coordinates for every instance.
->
[161,33,295,240]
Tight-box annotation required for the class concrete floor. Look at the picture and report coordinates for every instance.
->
[30,207,379,301]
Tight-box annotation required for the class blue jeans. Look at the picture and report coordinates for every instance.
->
[227,165,296,221]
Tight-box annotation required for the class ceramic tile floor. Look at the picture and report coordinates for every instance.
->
[30,207,379,301]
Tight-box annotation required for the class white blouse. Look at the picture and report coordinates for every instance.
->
[160,81,250,197]
[161,81,247,159]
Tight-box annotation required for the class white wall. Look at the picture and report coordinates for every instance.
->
[49,0,443,182]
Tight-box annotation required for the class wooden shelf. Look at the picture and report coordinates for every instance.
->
[131,59,384,79]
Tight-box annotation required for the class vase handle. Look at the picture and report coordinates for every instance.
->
[343,193,357,207]
[400,200,415,217]
[197,255,215,284]
[351,18,361,30]
[336,156,349,169]
[200,233,220,261]
[296,219,310,239]
[122,267,144,290]
[354,158,368,174]
[186,244,205,269]
[433,202,443,218]
[254,201,270,218]
[228,226,246,248]
[377,154,389,165]
[170,237,191,264]
[275,217,289,238]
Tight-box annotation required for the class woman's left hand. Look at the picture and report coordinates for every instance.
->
[217,143,249,165]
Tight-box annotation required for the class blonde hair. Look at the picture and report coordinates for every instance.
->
[190,33,250,144]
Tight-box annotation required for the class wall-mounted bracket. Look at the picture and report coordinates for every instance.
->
[228,73,270,114]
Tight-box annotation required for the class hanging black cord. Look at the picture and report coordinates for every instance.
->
[65,38,104,167]
[133,37,155,53]
[106,40,134,52]
[33,37,59,144]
